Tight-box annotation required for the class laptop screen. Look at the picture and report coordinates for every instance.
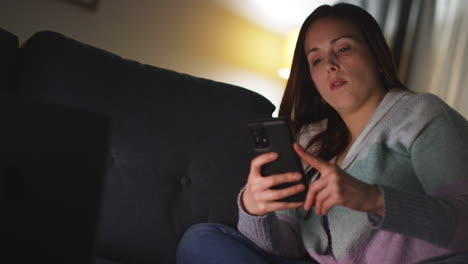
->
[0,96,111,264]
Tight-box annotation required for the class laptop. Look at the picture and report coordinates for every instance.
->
[0,96,111,264]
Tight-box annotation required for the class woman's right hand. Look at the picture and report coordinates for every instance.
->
[241,152,306,216]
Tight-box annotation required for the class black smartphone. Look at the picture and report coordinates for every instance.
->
[247,118,308,202]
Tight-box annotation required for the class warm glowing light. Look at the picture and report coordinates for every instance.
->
[277,68,290,79]
[214,0,339,34]
[278,29,299,79]
[213,0,339,79]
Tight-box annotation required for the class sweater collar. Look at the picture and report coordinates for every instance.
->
[340,87,412,170]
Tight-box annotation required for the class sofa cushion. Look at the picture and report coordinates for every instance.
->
[12,31,274,264]
[0,28,19,94]
[0,96,111,264]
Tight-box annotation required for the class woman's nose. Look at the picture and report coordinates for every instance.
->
[325,56,339,72]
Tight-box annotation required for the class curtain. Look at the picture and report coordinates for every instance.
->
[336,0,468,118]
[400,0,468,118]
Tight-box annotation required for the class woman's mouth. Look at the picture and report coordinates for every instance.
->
[330,80,347,90]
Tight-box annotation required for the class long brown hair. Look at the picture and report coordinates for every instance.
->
[279,3,406,161]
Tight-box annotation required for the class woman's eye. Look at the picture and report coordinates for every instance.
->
[338,47,350,53]
[312,58,321,66]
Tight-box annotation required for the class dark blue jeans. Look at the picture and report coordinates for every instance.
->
[176,223,316,264]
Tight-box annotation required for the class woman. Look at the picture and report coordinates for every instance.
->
[177,3,468,264]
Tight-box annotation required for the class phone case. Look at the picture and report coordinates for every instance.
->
[248,118,308,202]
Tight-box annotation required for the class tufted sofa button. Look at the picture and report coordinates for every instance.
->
[180,176,191,187]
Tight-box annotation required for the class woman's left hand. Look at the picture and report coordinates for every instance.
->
[294,143,384,216]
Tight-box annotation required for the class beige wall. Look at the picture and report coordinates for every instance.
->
[1,0,287,114]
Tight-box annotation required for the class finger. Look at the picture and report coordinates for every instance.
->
[293,143,328,172]
[318,195,337,215]
[304,182,317,211]
[315,189,332,215]
[249,152,278,178]
[258,172,302,190]
[304,178,327,211]
[257,183,305,202]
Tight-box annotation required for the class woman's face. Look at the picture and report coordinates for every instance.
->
[304,18,386,116]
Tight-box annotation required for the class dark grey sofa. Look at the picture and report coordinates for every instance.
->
[1,28,274,264]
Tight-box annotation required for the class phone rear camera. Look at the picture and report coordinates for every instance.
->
[250,126,270,149]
